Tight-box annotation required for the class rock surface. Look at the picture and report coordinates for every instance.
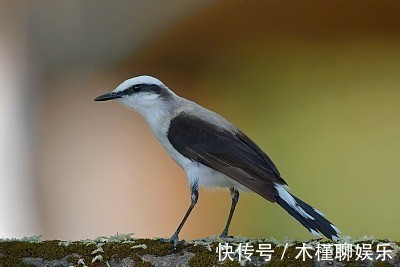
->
[0,235,399,266]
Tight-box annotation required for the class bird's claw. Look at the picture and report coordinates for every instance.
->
[220,231,234,239]
[158,234,180,250]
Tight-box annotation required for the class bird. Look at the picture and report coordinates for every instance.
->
[94,75,341,246]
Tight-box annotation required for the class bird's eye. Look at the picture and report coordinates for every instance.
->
[133,85,141,93]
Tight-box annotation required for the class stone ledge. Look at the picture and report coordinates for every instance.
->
[0,235,399,266]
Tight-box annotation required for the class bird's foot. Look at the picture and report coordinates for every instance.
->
[219,231,234,239]
[158,233,180,250]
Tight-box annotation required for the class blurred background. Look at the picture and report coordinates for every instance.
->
[1,0,399,241]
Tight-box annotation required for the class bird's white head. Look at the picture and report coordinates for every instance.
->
[95,75,178,117]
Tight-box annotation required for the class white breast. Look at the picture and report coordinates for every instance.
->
[143,106,192,170]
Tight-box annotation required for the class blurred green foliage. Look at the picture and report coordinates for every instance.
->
[193,36,400,240]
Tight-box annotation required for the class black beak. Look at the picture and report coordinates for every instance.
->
[94,92,122,102]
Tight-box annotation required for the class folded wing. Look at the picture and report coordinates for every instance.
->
[167,112,287,202]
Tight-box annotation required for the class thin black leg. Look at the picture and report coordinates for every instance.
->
[169,184,199,247]
[220,187,239,238]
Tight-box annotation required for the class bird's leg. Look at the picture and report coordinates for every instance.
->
[220,187,239,238]
[163,183,199,248]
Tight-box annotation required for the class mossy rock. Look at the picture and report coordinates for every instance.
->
[0,236,399,266]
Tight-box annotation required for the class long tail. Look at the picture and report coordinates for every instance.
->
[274,184,341,241]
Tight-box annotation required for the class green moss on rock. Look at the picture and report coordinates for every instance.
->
[0,236,399,266]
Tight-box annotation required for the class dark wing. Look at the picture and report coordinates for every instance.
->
[167,112,287,202]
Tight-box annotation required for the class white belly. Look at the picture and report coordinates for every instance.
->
[183,161,251,192]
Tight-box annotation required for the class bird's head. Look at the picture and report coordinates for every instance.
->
[95,75,176,116]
